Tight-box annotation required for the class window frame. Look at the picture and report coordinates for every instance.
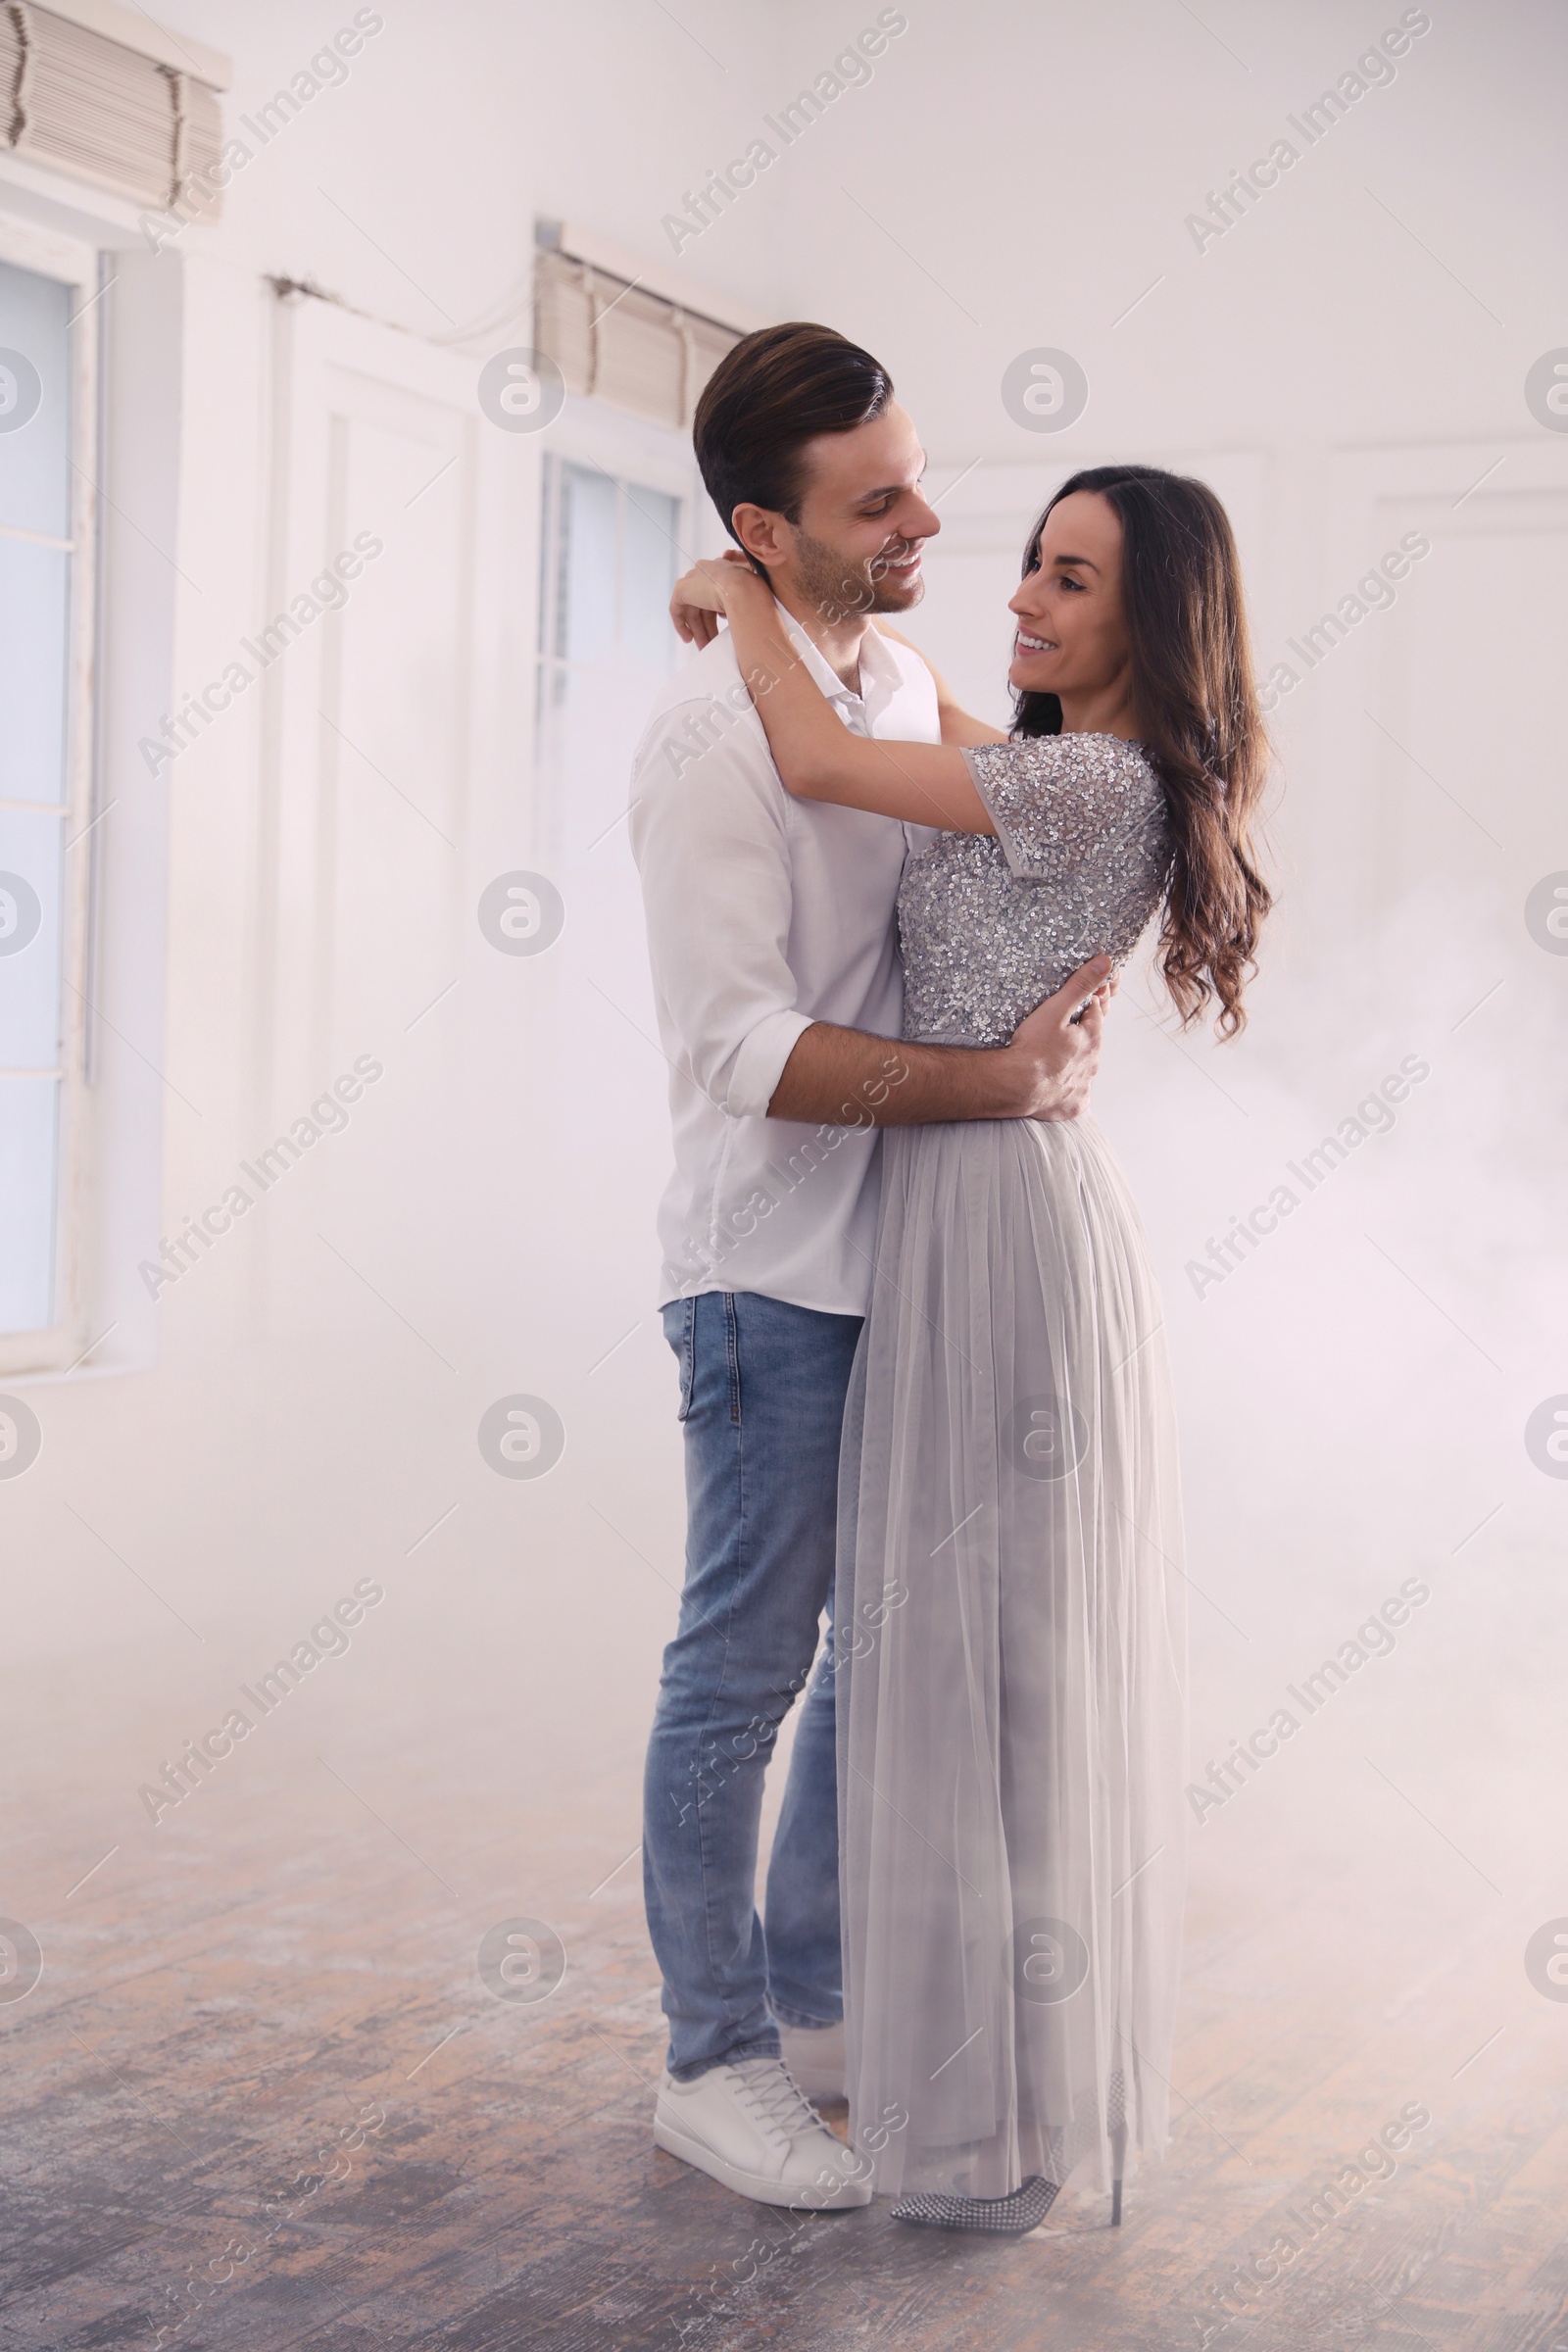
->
[536,456,687,699]
[0,214,101,1375]
[535,393,705,674]
[529,392,724,862]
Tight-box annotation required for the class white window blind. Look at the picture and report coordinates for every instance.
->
[0,2,225,212]
[534,246,745,433]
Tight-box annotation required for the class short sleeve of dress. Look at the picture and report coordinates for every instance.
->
[960,736,1164,884]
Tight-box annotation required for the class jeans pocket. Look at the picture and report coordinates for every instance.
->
[663,1297,696,1422]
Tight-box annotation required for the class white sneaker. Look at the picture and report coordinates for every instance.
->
[654,2056,872,2208]
[777,2017,846,2104]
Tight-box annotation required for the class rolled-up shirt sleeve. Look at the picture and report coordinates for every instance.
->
[630,703,811,1119]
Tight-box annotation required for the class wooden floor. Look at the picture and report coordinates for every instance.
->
[4,1638,1567,2352]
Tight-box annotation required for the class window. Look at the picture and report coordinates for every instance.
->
[534,448,684,862]
[0,227,98,1362]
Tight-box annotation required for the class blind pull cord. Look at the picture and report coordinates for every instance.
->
[6,1,33,148]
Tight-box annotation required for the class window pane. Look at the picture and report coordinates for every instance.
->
[534,457,683,861]
[556,463,619,666]
[621,486,680,671]
[0,540,71,802]
[0,1075,59,1332]
[0,254,78,1348]
[0,808,65,1070]
[0,259,72,541]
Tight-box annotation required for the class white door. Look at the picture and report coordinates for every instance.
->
[252,296,536,1338]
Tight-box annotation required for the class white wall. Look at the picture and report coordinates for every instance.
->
[2,3,1563,1879]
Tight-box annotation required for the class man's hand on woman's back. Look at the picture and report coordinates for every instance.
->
[1004,957,1115,1122]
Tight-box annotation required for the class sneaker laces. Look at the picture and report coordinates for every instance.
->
[731,2057,839,2152]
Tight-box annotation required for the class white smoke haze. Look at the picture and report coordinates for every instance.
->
[1102,865,1568,2030]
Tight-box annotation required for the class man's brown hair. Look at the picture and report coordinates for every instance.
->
[693,322,893,552]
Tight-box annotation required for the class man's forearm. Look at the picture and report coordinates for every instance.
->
[766,1020,1031,1127]
[764,956,1109,1128]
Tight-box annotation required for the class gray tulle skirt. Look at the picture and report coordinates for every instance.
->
[836,1113,1188,2201]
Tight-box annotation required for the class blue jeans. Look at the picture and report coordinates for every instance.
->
[644,1290,862,2080]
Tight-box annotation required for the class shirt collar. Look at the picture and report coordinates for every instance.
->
[774,601,903,712]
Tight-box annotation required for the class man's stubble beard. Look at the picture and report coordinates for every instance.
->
[787,526,925,625]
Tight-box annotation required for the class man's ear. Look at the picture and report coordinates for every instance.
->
[730,502,790,574]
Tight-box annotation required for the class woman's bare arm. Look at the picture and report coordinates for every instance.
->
[669,559,1005,752]
[704,566,997,833]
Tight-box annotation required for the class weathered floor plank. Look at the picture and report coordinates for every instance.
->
[2,1645,1564,2352]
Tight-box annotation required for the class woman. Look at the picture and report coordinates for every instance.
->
[669,466,1270,2232]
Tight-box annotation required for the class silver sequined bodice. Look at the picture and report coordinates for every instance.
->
[898,734,1171,1047]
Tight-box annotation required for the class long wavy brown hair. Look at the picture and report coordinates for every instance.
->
[1012,465,1272,1035]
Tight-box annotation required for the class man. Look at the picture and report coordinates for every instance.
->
[629,322,1108,2211]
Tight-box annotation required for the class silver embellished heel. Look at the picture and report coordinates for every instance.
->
[891,2174,1060,2234]
[891,2072,1132,2234]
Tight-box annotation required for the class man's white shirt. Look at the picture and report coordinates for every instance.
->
[629,609,940,1313]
